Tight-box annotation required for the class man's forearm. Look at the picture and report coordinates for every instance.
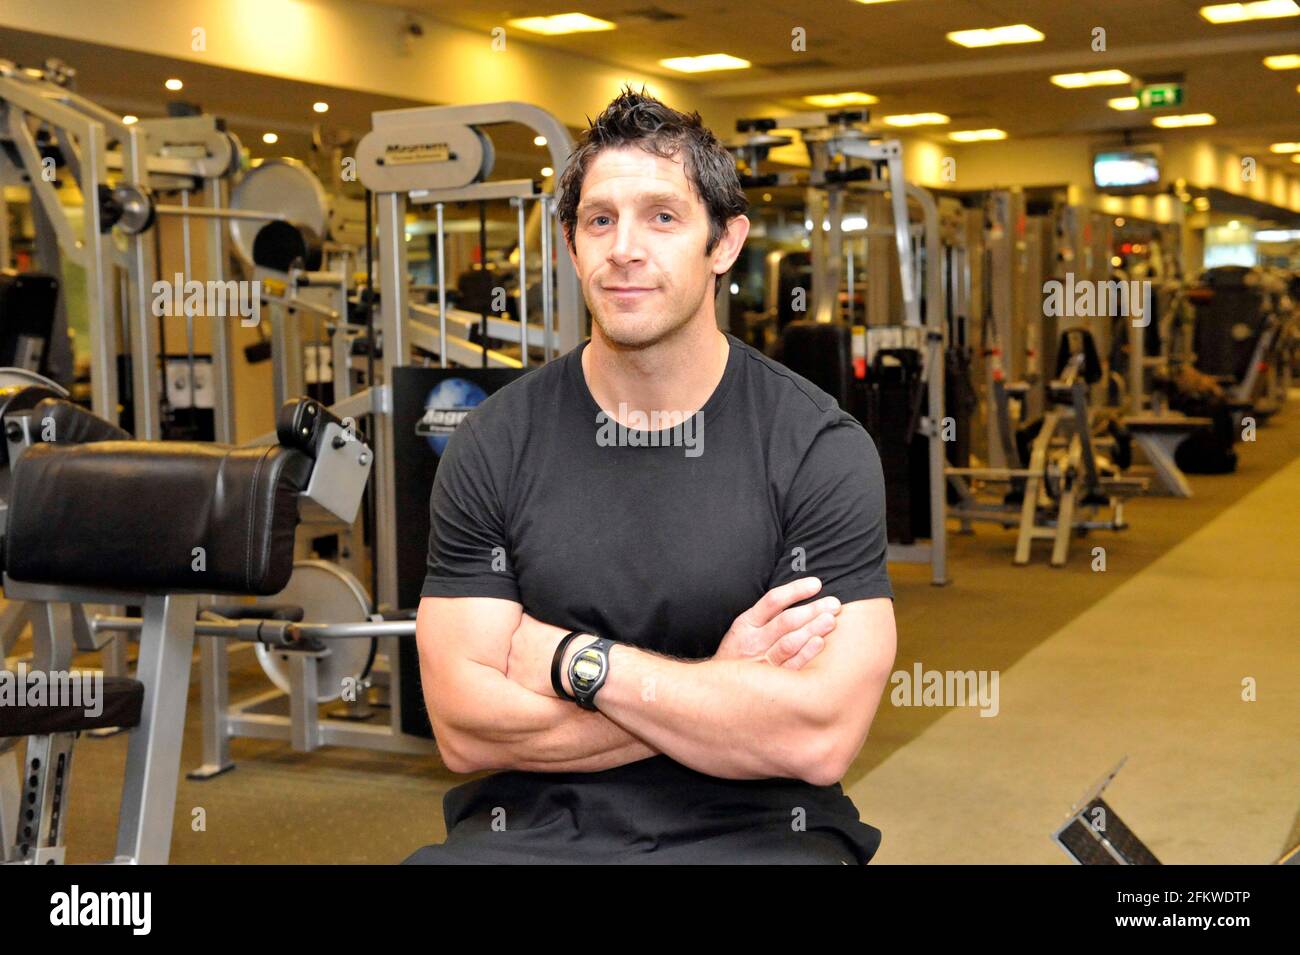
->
[499,610,835,783]
[586,646,830,783]
[437,658,657,773]
[464,688,658,773]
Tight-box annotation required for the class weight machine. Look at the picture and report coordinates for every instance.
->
[0,61,259,680]
[177,101,584,771]
[946,329,1147,567]
[941,194,1151,564]
[0,59,270,442]
[356,99,583,611]
[0,57,429,773]
[0,59,155,426]
[730,110,948,585]
[1117,275,1216,498]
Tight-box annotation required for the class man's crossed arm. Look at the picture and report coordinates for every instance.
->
[415,578,896,786]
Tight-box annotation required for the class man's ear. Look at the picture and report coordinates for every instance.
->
[712,215,751,278]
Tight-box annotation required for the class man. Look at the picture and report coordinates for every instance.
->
[404,87,897,864]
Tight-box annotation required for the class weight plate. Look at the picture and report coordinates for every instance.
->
[251,559,372,703]
[229,158,331,268]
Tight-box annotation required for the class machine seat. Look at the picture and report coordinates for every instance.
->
[0,675,143,737]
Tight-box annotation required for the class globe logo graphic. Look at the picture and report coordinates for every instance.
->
[416,378,488,454]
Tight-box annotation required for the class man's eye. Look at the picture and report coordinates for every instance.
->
[591,215,611,227]
[657,212,674,223]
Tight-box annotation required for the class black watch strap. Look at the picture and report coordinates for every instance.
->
[551,631,588,701]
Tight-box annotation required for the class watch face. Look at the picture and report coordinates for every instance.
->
[573,653,603,686]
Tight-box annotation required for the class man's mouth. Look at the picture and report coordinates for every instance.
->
[603,286,657,299]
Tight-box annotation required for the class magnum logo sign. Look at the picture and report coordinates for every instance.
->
[384,142,452,165]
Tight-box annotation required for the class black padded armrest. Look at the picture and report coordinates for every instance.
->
[5,441,312,595]
[30,396,130,445]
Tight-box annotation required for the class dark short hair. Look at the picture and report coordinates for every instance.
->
[556,86,748,294]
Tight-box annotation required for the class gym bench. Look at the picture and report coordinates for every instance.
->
[0,388,372,863]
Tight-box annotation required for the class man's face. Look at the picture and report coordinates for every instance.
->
[569,145,731,349]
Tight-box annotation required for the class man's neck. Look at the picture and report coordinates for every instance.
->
[582,321,730,427]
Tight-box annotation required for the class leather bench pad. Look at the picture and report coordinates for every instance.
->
[5,441,312,595]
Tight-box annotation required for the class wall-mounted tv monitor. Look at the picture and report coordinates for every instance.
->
[1093,150,1161,190]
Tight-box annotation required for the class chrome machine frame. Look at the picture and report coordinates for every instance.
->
[356,100,583,613]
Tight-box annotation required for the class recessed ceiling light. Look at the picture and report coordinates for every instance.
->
[165,78,183,91]
[883,112,950,127]
[541,166,554,177]
[262,132,279,144]
[122,115,139,125]
[1051,70,1132,88]
[659,53,751,73]
[1152,113,1216,128]
[804,92,879,107]
[1108,96,1140,110]
[947,24,1044,48]
[508,13,616,35]
[534,135,548,147]
[1200,1,1299,24]
[949,128,1007,142]
[312,102,329,113]
[1263,53,1300,69]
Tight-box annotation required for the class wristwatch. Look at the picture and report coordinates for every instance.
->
[550,631,587,702]
[567,637,616,711]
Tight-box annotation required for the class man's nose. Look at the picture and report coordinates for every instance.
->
[608,218,646,264]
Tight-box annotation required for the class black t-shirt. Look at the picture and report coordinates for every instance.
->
[420,332,893,862]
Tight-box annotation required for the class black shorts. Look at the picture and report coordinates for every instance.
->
[403,824,864,864]
[402,757,881,865]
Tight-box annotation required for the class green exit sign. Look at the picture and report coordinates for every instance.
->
[1139,83,1184,109]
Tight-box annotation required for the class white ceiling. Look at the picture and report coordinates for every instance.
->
[368,0,1300,163]
[3,1,1297,174]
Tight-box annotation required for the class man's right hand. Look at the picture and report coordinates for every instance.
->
[714,577,839,670]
